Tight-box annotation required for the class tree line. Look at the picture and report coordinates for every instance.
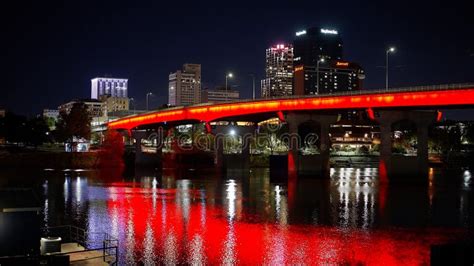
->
[0,102,92,147]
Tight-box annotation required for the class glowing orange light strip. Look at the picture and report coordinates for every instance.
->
[108,89,474,130]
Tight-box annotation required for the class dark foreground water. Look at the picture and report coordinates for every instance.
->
[1,167,473,265]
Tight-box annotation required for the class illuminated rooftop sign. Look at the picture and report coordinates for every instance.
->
[321,28,338,35]
[294,66,304,72]
[336,61,349,67]
[296,30,307,36]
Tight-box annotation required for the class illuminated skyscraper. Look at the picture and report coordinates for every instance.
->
[168,64,202,106]
[293,27,364,95]
[91,77,128,99]
[261,44,294,98]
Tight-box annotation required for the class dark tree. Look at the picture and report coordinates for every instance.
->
[465,122,474,144]
[429,121,463,154]
[56,103,92,142]
[0,112,28,144]
[25,117,50,147]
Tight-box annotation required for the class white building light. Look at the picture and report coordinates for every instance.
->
[320,28,338,35]
[296,30,307,36]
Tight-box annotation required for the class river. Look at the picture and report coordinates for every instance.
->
[0,167,472,264]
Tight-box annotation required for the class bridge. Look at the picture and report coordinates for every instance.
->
[108,84,474,180]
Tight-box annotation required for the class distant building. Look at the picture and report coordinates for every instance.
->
[201,87,240,103]
[261,44,294,98]
[91,77,128,99]
[293,27,364,95]
[42,109,59,120]
[99,95,130,115]
[42,109,60,130]
[294,60,365,95]
[330,117,380,152]
[59,99,104,118]
[168,64,201,106]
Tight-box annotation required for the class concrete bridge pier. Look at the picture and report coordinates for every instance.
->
[286,113,339,177]
[213,124,256,171]
[132,129,163,167]
[378,110,437,181]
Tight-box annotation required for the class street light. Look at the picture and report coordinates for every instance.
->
[316,58,325,95]
[130,97,136,114]
[225,73,233,102]
[386,47,396,90]
[249,74,256,100]
[146,92,153,111]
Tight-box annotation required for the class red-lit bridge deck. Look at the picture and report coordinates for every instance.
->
[109,84,474,130]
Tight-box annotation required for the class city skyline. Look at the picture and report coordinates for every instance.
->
[2,1,473,117]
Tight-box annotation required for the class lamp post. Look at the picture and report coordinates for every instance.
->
[249,74,256,100]
[225,73,233,102]
[316,58,325,95]
[146,92,153,111]
[130,97,135,114]
[386,47,396,90]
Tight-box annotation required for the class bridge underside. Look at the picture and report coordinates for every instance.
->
[120,109,442,182]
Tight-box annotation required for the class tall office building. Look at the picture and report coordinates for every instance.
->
[168,64,202,106]
[293,27,343,65]
[91,77,128,99]
[261,44,294,98]
[293,27,364,95]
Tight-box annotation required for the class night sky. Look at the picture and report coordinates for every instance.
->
[2,0,473,118]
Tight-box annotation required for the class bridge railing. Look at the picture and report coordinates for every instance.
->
[256,82,474,102]
[112,83,474,121]
[191,82,474,106]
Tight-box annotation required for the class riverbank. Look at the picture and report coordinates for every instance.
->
[0,149,99,169]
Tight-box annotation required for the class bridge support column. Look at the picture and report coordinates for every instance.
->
[417,122,430,177]
[215,135,224,169]
[378,110,437,181]
[285,112,338,177]
[379,120,392,182]
[132,130,146,165]
[288,121,299,173]
[318,116,336,176]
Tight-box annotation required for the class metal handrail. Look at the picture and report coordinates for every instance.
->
[41,225,119,265]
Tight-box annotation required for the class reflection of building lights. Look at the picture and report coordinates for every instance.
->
[76,177,81,202]
[464,170,471,187]
[274,185,281,218]
[64,177,69,203]
[226,180,237,220]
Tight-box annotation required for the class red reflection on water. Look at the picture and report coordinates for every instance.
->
[105,184,458,265]
[379,160,389,184]
[288,152,296,173]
